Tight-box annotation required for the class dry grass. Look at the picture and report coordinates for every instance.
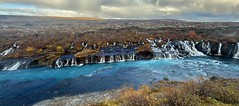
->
[93,77,239,106]
[74,49,99,58]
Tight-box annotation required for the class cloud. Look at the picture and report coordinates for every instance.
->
[0,0,238,21]
[0,7,78,17]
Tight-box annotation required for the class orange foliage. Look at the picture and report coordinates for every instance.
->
[25,47,34,52]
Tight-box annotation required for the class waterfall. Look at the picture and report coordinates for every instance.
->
[114,54,125,62]
[0,42,19,57]
[149,39,205,60]
[166,52,173,59]
[191,42,199,55]
[71,58,77,66]
[55,58,63,68]
[0,47,13,57]
[64,59,69,66]
[90,56,94,63]
[147,38,157,46]
[121,55,125,62]
[85,58,89,64]
[163,53,167,58]
[185,41,205,56]
[109,56,114,63]
[206,42,211,55]
[233,43,239,59]
[115,55,119,62]
[99,56,105,63]
[55,57,80,68]
[3,61,25,71]
[127,54,135,61]
[155,53,164,59]
[217,43,222,56]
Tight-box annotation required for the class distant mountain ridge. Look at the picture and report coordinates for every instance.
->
[0,15,188,22]
[0,15,104,21]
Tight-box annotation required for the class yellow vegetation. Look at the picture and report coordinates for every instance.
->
[38,49,44,54]
[75,49,99,58]
[56,46,64,52]
[93,78,239,106]
[137,44,152,53]
[25,47,34,52]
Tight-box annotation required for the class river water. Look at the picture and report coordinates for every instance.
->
[0,56,239,105]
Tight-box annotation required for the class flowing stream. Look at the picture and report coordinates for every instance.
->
[0,57,239,105]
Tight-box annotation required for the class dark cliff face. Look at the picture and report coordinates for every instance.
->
[195,42,208,54]
[221,43,238,57]
[210,43,220,55]
[195,41,238,58]
[136,51,154,60]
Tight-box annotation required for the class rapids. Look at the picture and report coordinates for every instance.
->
[0,57,238,105]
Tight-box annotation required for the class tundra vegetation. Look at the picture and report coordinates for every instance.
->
[1,16,239,66]
[91,77,239,106]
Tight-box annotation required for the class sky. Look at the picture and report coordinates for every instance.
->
[0,0,239,21]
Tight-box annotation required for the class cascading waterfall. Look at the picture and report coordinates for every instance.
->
[130,54,135,61]
[115,54,126,62]
[99,56,106,63]
[166,52,173,59]
[181,41,205,56]
[3,61,25,71]
[233,43,239,59]
[121,55,125,61]
[55,58,78,68]
[55,58,63,68]
[217,43,222,56]
[90,57,94,63]
[52,39,230,69]
[53,52,136,68]
[85,58,89,64]
[206,42,211,55]
[109,55,114,63]
[0,42,19,57]
[71,58,77,66]
[3,39,239,71]
[151,41,178,59]
[115,55,120,62]
[148,38,205,59]
[64,59,70,66]
[27,44,138,69]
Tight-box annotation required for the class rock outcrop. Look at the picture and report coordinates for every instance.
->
[195,41,239,58]
[1,39,239,71]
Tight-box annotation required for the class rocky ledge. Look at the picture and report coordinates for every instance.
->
[1,39,239,71]
[34,89,120,106]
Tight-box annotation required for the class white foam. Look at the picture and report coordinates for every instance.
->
[0,42,18,57]
[233,42,239,59]
[217,43,222,56]
[3,61,25,71]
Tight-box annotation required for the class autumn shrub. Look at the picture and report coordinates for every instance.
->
[199,79,239,104]
[37,49,44,54]
[13,52,21,58]
[159,81,202,106]
[92,100,120,106]
[93,78,239,106]
[119,85,156,106]
[25,47,34,52]
[56,46,64,52]
[137,44,152,53]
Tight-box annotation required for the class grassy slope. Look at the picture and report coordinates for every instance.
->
[93,77,239,106]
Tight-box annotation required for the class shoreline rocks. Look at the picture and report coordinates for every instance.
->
[34,89,120,106]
